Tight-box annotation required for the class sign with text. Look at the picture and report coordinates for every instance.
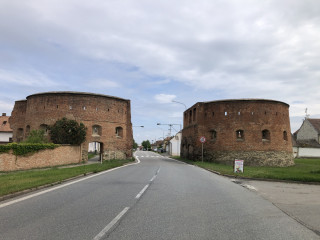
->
[234,159,244,173]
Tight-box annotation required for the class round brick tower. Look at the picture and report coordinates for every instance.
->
[181,99,294,166]
[10,91,133,160]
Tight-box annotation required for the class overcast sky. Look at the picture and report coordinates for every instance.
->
[1,0,320,144]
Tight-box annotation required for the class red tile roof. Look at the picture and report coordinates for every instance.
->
[0,116,13,132]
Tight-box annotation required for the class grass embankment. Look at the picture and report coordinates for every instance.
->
[173,157,320,183]
[0,159,133,197]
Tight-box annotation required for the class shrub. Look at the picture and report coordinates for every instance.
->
[0,143,59,156]
[24,130,48,143]
[49,118,87,145]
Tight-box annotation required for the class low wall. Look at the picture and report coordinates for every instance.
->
[0,145,81,172]
[294,147,320,158]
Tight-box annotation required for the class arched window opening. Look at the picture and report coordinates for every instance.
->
[225,111,228,116]
[262,129,270,141]
[116,127,123,138]
[17,128,24,142]
[175,135,179,140]
[283,131,288,141]
[92,125,102,136]
[210,130,217,141]
[40,124,49,135]
[26,125,30,137]
[236,130,244,140]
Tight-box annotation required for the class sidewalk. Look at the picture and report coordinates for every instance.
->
[236,179,320,236]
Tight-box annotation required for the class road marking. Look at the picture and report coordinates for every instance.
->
[93,207,129,240]
[150,175,156,182]
[243,184,257,191]
[0,157,141,209]
[135,184,149,199]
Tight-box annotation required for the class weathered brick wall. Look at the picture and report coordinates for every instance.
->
[182,99,294,166]
[0,145,81,172]
[9,100,27,142]
[9,92,133,161]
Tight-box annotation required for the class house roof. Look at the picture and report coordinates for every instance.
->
[308,119,320,134]
[0,116,13,133]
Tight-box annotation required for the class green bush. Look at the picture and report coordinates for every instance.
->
[49,118,87,145]
[0,143,59,156]
[24,130,48,143]
[0,145,11,154]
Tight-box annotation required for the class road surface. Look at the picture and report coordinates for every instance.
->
[0,151,318,239]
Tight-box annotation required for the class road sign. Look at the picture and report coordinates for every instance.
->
[200,136,206,143]
[234,159,244,173]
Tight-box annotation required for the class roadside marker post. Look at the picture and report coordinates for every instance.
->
[199,136,206,162]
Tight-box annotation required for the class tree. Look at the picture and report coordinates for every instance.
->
[133,139,138,149]
[24,130,48,143]
[49,117,87,145]
[141,140,151,150]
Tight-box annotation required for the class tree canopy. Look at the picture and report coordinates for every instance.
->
[141,140,151,150]
[49,117,87,145]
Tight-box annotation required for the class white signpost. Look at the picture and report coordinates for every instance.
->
[199,136,206,162]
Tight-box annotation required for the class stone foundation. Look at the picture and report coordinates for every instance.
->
[202,150,294,167]
[103,150,127,160]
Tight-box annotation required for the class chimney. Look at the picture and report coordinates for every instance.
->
[2,113,6,116]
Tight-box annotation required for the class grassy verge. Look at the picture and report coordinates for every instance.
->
[173,157,320,183]
[0,159,133,197]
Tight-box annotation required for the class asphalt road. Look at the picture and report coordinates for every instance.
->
[0,151,318,240]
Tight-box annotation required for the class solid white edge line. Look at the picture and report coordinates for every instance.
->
[93,207,130,240]
[135,184,149,199]
[0,156,141,209]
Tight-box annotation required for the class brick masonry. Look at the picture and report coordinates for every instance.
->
[9,92,133,162]
[181,99,294,166]
[0,145,81,171]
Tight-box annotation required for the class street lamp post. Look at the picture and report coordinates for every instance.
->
[172,100,187,110]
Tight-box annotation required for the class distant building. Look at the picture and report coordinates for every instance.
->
[181,99,293,166]
[169,131,181,156]
[293,118,320,158]
[0,113,13,144]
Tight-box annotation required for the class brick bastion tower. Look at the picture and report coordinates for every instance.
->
[9,91,133,161]
[181,99,294,166]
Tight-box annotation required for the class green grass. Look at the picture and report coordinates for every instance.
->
[173,157,320,183]
[88,152,97,159]
[0,159,133,197]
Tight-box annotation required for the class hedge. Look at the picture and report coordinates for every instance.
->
[0,143,59,156]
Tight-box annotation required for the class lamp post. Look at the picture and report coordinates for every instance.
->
[172,100,187,110]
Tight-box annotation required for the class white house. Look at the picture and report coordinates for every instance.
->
[169,131,182,156]
[293,118,320,158]
[0,113,13,144]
